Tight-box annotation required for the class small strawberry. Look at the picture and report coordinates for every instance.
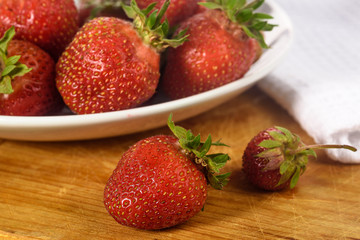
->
[104,114,231,230]
[0,0,79,59]
[135,0,200,26]
[0,27,63,116]
[242,126,357,191]
[56,0,187,114]
[161,0,276,99]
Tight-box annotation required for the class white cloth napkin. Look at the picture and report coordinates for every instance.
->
[258,0,360,163]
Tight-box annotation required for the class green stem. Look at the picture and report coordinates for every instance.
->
[297,144,357,153]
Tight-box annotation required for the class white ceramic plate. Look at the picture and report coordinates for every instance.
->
[0,0,293,141]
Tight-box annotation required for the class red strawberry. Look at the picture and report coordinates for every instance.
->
[56,0,187,114]
[0,27,63,116]
[135,0,200,26]
[242,126,357,191]
[0,0,79,59]
[161,0,275,99]
[104,114,231,230]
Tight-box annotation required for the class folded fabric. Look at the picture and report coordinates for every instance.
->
[258,0,360,163]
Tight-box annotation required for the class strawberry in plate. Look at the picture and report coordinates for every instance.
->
[56,0,187,114]
[0,27,63,116]
[0,0,79,59]
[104,114,231,230]
[161,0,276,99]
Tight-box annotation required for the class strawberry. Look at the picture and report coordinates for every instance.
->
[104,114,231,230]
[0,27,63,116]
[0,0,79,59]
[161,0,276,99]
[56,0,187,114]
[135,0,200,26]
[242,126,357,191]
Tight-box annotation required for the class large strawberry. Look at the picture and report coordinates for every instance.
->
[56,0,187,114]
[135,0,200,26]
[104,114,231,230]
[0,27,63,116]
[161,0,275,99]
[0,0,79,59]
[242,126,357,191]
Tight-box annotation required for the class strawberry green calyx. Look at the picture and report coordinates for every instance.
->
[0,27,32,94]
[258,126,357,189]
[199,0,276,48]
[167,114,231,190]
[122,0,188,52]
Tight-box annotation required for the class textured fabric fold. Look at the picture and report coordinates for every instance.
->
[258,0,360,163]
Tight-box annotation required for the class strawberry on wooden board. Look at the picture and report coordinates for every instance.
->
[0,27,64,116]
[104,114,231,230]
[56,0,187,114]
[242,126,357,191]
[135,0,200,26]
[161,0,276,100]
[0,0,79,59]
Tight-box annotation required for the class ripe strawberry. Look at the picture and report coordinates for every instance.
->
[242,126,357,191]
[0,0,79,59]
[0,27,63,116]
[56,0,187,114]
[135,0,200,26]
[161,0,276,99]
[104,114,231,230]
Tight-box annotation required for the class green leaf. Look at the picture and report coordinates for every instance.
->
[256,147,282,159]
[142,2,157,15]
[241,25,257,39]
[188,134,201,150]
[211,140,230,147]
[258,140,282,149]
[269,131,287,143]
[251,21,267,31]
[167,113,231,191]
[303,149,317,158]
[1,65,16,76]
[207,153,230,172]
[253,13,273,19]
[0,75,13,94]
[276,164,295,187]
[0,27,32,94]
[279,160,290,175]
[275,126,294,140]
[146,10,158,29]
[233,0,247,9]
[153,0,169,28]
[208,172,231,190]
[121,4,136,19]
[6,55,21,66]
[167,113,187,140]
[236,9,253,23]
[290,166,301,189]
[199,135,212,157]
[0,26,15,54]
[246,0,264,10]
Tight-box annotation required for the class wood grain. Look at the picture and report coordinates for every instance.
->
[0,86,359,240]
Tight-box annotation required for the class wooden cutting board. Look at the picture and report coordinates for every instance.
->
[0,86,359,240]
